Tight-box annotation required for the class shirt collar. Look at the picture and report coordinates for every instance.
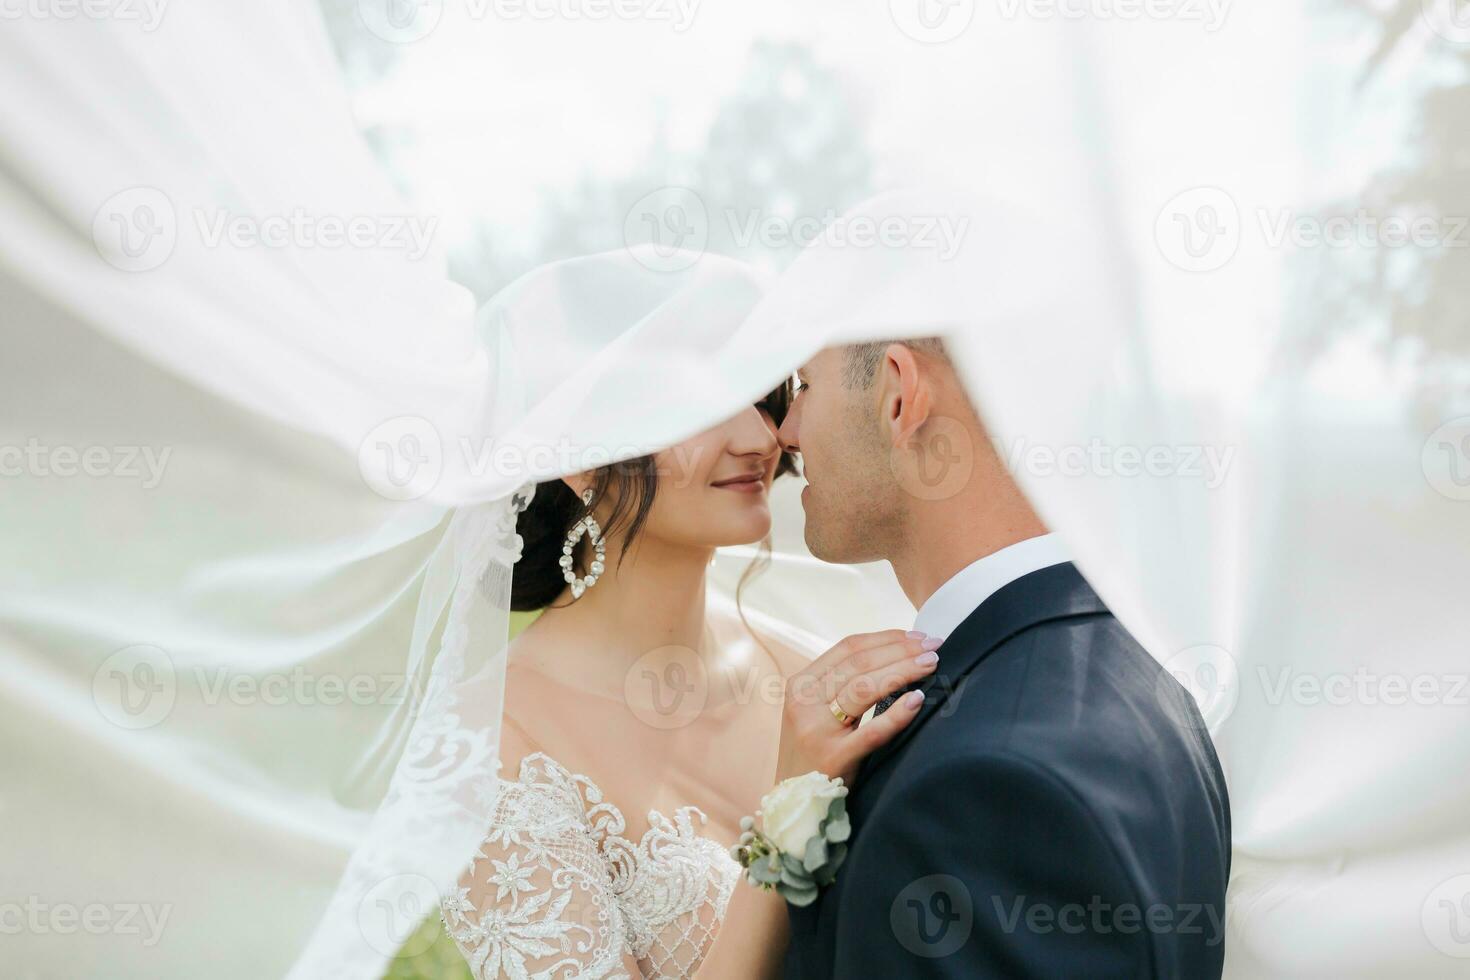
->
[913,533,1071,639]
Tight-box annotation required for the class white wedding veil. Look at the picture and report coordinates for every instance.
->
[3,2,1467,978]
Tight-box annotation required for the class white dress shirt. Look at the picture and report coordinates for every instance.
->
[913,533,1071,639]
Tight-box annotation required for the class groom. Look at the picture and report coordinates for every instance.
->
[774,338,1231,978]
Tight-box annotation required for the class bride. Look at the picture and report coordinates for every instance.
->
[439,258,942,979]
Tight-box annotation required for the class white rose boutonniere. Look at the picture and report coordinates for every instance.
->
[729,771,852,907]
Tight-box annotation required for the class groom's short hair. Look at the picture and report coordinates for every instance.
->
[842,337,948,389]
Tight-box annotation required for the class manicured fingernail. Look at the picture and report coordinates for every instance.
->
[920,636,943,651]
[914,651,939,668]
[904,690,925,709]
[905,630,927,639]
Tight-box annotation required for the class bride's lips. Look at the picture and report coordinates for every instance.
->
[711,472,766,493]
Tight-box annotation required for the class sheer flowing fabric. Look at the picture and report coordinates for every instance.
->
[3,4,1465,980]
[0,6,834,977]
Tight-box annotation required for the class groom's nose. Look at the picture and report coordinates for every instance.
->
[776,411,800,454]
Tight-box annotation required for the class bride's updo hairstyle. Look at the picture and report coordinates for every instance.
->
[510,380,799,611]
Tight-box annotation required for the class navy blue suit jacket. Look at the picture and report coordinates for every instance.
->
[782,562,1231,978]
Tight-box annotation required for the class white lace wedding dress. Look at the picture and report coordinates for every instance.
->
[441,753,741,980]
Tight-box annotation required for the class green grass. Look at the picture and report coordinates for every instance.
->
[383,918,473,980]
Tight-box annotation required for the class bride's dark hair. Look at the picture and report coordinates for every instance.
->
[510,380,800,611]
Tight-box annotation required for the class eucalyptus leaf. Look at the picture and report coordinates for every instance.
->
[823,815,850,843]
[780,863,814,889]
[749,860,782,886]
[802,835,829,872]
[779,882,819,907]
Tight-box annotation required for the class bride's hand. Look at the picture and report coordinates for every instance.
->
[775,629,942,785]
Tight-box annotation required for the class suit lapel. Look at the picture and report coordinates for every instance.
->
[856,562,1108,781]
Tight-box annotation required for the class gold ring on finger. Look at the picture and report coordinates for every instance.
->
[829,698,853,727]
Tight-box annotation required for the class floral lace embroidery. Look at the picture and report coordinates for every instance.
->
[442,753,740,980]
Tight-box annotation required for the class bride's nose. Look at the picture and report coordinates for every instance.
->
[729,405,781,460]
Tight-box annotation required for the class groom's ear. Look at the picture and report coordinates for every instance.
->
[882,343,933,448]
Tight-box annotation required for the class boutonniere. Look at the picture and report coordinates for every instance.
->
[729,771,851,907]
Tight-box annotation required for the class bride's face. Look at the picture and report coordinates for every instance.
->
[636,403,785,550]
